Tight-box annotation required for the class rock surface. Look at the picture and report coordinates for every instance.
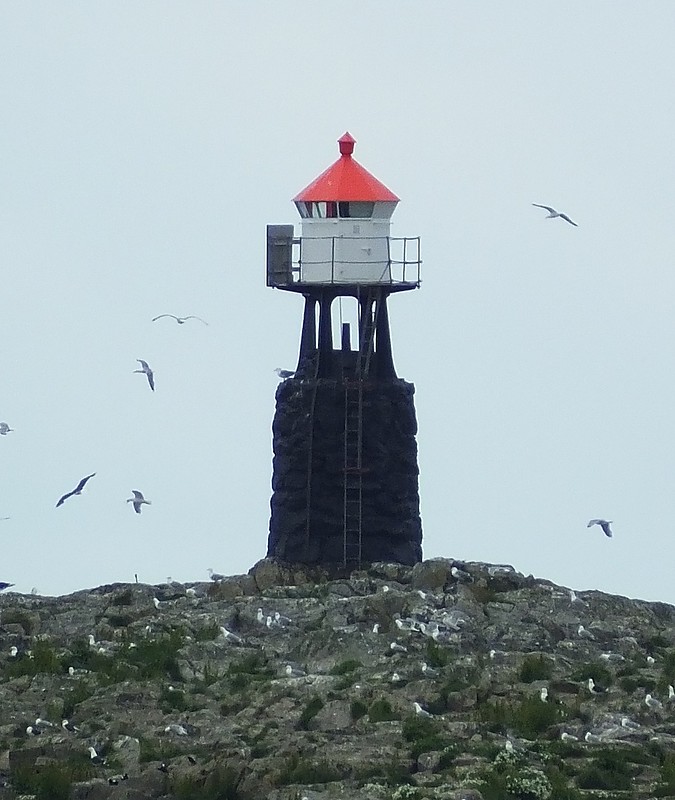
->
[1,558,675,798]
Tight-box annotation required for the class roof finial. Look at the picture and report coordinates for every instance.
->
[338,132,355,157]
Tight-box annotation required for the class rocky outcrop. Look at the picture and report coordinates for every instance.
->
[1,558,675,798]
[268,378,423,566]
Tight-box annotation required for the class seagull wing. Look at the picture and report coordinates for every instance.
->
[560,213,578,226]
[184,316,209,325]
[601,522,613,537]
[532,204,557,213]
[147,370,155,391]
[152,314,179,322]
[75,473,96,493]
[56,490,75,507]
[137,359,150,371]
[587,519,600,528]
[133,502,142,514]
[131,490,145,501]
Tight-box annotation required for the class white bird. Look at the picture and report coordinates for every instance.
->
[532,203,578,226]
[577,625,595,640]
[600,652,624,663]
[587,678,606,695]
[390,642,407,653]
[133,359,155,391]
[0,422,13,435]
[561,732,579,741]
[421,662,439,678]
[164,724,189,736]
[539,687,549,702]
[62,719,79,733]
[26,726,41,736]
[647,655,656,666]
[88,746,106,764]
[256,608,265,624]
[391,672,402,683]
[584,731,603,744]
[152,314,208,325]
[87,634,97,648]
[413,702,432,718]
[153,597,161,610]
[220,626,243,644]
[285,664,306,678]
[621,716,640,730]
[208,568,225,583]
[9,646,18,657]
[35,718,54,728]
[669,685,675,701]
[645,693,663,710]
[372,623,380,634]
[450,565,472,582]
[274,368,295,379]
[587,519,613,538]
[274,611,292,625]
[504,739,515,752]
[56,473,96,507]
[127,490,151,514]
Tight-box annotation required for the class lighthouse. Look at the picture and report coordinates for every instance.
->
[266,133,423,568]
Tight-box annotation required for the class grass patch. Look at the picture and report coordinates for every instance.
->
[368,698,400,723]
[350,699,368,721]
[296,696,324,730]
[330,658,362,675]
[275,753,341,786]
[519,654,554,683]
[111,589,134,606]
[172,764,241,799]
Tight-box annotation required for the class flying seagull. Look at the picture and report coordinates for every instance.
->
[0,422,13,435]
[532,203,578,226]
[0,582,14,592]
[133,359,155,391]
[127,490,151,514]
[274,368,295,380]
[56,473,96,507]
[587,519,613,538]
[152,314,208,325]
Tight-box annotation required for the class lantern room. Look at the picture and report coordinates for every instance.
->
[267,133,420,289]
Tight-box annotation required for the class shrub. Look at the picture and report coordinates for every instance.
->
[194,623,221,642]
[350,699,368,721]
[368,698,400,722]
[568,662,613,687]
[330,658,362,675]
[296,696,324,730]
[5,640,62,677]
[511,696,562,738]
[111,589,134,606]
[519,655,554,683]
[275,753,341,785]
[173,764,241,799]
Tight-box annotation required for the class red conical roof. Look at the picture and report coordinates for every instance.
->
[293,133,399,203]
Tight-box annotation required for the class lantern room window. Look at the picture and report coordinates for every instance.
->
[338,201,374,218]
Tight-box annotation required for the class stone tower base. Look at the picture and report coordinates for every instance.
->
[267,378,422,566]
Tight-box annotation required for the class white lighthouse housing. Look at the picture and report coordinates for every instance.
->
[267,132,420,288]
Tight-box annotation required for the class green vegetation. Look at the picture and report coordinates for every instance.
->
[194,623,221,642]
[368,698,400,722]
[172,764,241,800]
[275,753,341,785]
[350,699,368,721]
[4,640,62,678]
[296,695,324,730]
[13,759,94,800]
[1,609,37,635]
[330,658,362,675]
[519,654,554,683]
[402,715,455,759]
[111,588,134,606]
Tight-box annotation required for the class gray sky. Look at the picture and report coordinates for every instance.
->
[2,2,675,603]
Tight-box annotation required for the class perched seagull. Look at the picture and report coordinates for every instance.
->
[153,597,161,610]
[584,731,603,744]
[372,623,380,634]
[9,646,18,657]
[220,626,243,644]
[152,314,208,326]
[647,655,656,666]
[274,610,292,626]
[208,568,225,583]
[0,422,13,435]
[134,359,155,391]
[421,662,439,678]
[274,368,295,380]
[256,608,265,624]
[88,746,106,765]
[532,203,578,226]
[56,473,96,507]
[587,519,613,538]
[164,724,189,736]
[645,693,663,710]
[0,582,14,592]
[285,664,306,678]
[158,763,170,774]
[62,719,79,733]
[539,687,549,702]
[668,685,675,702]
[621,716,640,730]
[450,565,472,583]
[390,642,408,653]
[587,678,607,695]
[127,490,151,514]
[577,624,596,640]
[26,726,41,736]
[561,731,579,742]
[413,702,432,718]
